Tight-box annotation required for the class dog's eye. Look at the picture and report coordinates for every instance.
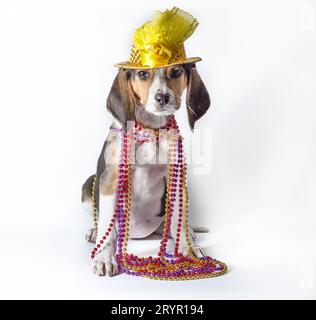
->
[170,68,182,78]
[137,70,149,80]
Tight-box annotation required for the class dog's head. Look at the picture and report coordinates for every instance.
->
[106,63,210,130]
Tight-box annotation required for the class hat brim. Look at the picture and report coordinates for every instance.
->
[114,57,202,69]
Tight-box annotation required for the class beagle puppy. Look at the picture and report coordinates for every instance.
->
[82,63,210,276]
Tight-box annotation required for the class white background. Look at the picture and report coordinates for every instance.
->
[0,0,315,299]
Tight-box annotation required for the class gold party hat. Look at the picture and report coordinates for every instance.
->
[114,7,201,69]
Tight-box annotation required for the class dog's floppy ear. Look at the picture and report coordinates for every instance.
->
[106,69,136,130]
[185,63,211,131]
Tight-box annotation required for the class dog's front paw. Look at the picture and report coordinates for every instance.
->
[93,250,119,277]
[191,246,207,258]
[178,242,207,258]
[85,228,97,243]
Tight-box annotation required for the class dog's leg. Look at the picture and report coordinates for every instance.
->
[93,194,119,277]
[170,195,207,258]
[92,133,121,276]
[187,226,207,257]
[81,175,99,243]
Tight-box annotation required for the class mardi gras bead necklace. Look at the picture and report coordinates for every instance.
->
[90,116,227,280]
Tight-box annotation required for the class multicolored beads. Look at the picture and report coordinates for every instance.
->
[90,116,227,280]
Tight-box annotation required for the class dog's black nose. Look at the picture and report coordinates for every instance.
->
[154,92,170,106]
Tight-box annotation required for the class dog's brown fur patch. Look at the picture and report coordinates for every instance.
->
[131,69,154,105]
[165,66,187,105]
[99,134,120,196]
[99,167,118,195]
[81,175,95,202]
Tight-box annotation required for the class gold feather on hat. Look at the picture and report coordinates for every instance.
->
[133,7,198,52]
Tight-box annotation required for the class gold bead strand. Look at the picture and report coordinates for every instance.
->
[91,175,98,230]
[180,138,195,258]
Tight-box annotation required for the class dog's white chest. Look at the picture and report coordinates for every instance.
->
[128,140,168,238]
